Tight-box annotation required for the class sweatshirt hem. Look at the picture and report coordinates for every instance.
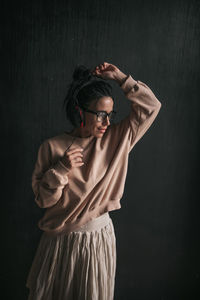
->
[39,200,121,236]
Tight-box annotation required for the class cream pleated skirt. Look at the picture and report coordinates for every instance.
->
[26,212,116,300]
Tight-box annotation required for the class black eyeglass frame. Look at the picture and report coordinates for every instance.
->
[82,108,117,122]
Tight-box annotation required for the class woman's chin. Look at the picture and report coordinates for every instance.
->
[91,128,107,138]
[96,132,105,138]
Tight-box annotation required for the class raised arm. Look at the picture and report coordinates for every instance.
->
[31,140,70,208]
[118,73,162,151]
[92,62,162,151]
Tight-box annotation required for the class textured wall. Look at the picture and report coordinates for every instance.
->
[2,0,200,299]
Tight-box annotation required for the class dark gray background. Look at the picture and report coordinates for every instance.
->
[1,0,200,299]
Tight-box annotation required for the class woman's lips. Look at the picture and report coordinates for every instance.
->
[98,128,106,133]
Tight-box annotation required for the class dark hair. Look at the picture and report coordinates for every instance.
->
[62,64,114,127]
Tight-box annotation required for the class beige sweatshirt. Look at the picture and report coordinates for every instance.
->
[32,75,162,235]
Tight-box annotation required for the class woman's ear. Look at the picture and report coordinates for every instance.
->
[79,108,85,127]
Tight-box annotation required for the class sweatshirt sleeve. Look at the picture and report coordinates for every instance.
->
[113,74,162,152]
[31,140,70,208]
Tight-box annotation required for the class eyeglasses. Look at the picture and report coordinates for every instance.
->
[83,108,117,122]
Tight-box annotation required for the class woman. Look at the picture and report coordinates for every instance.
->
[26,62,162,299]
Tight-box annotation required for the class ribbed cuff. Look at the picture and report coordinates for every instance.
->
[52,159,70,176]
[120,74,139,94]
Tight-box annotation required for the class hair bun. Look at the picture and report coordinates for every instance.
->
[72,65,92,82]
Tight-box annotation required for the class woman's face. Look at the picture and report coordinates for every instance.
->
[80,96,114,138]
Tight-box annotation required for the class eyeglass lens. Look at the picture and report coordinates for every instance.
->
[97,112,115,122]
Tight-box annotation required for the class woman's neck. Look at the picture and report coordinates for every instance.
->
[70,128,92,138]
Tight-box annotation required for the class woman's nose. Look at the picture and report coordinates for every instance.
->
[102,116,110,126]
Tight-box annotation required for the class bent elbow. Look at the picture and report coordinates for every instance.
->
[157,101,162,109]
[152,100,162,114]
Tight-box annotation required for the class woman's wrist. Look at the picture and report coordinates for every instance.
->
[113,71,128,86]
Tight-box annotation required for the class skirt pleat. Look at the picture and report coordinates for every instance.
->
[26,212,116,300]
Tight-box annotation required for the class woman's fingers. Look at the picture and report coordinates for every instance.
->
[66,147,83,155]
[94,62,108,68]
[60,147,85,169]
[74,162,84,167]
[70,152,83,161]
[68,148,84,164]
[94,63,105,71]
[71,152,84,166]
[91,62,111,76]
[99,63,105,69]
[72,157,83,164]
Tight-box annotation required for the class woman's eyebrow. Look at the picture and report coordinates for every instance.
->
[96,110,114,113]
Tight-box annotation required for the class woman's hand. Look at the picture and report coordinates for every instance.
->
[91,62,127,84]
[60,147,84,170]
